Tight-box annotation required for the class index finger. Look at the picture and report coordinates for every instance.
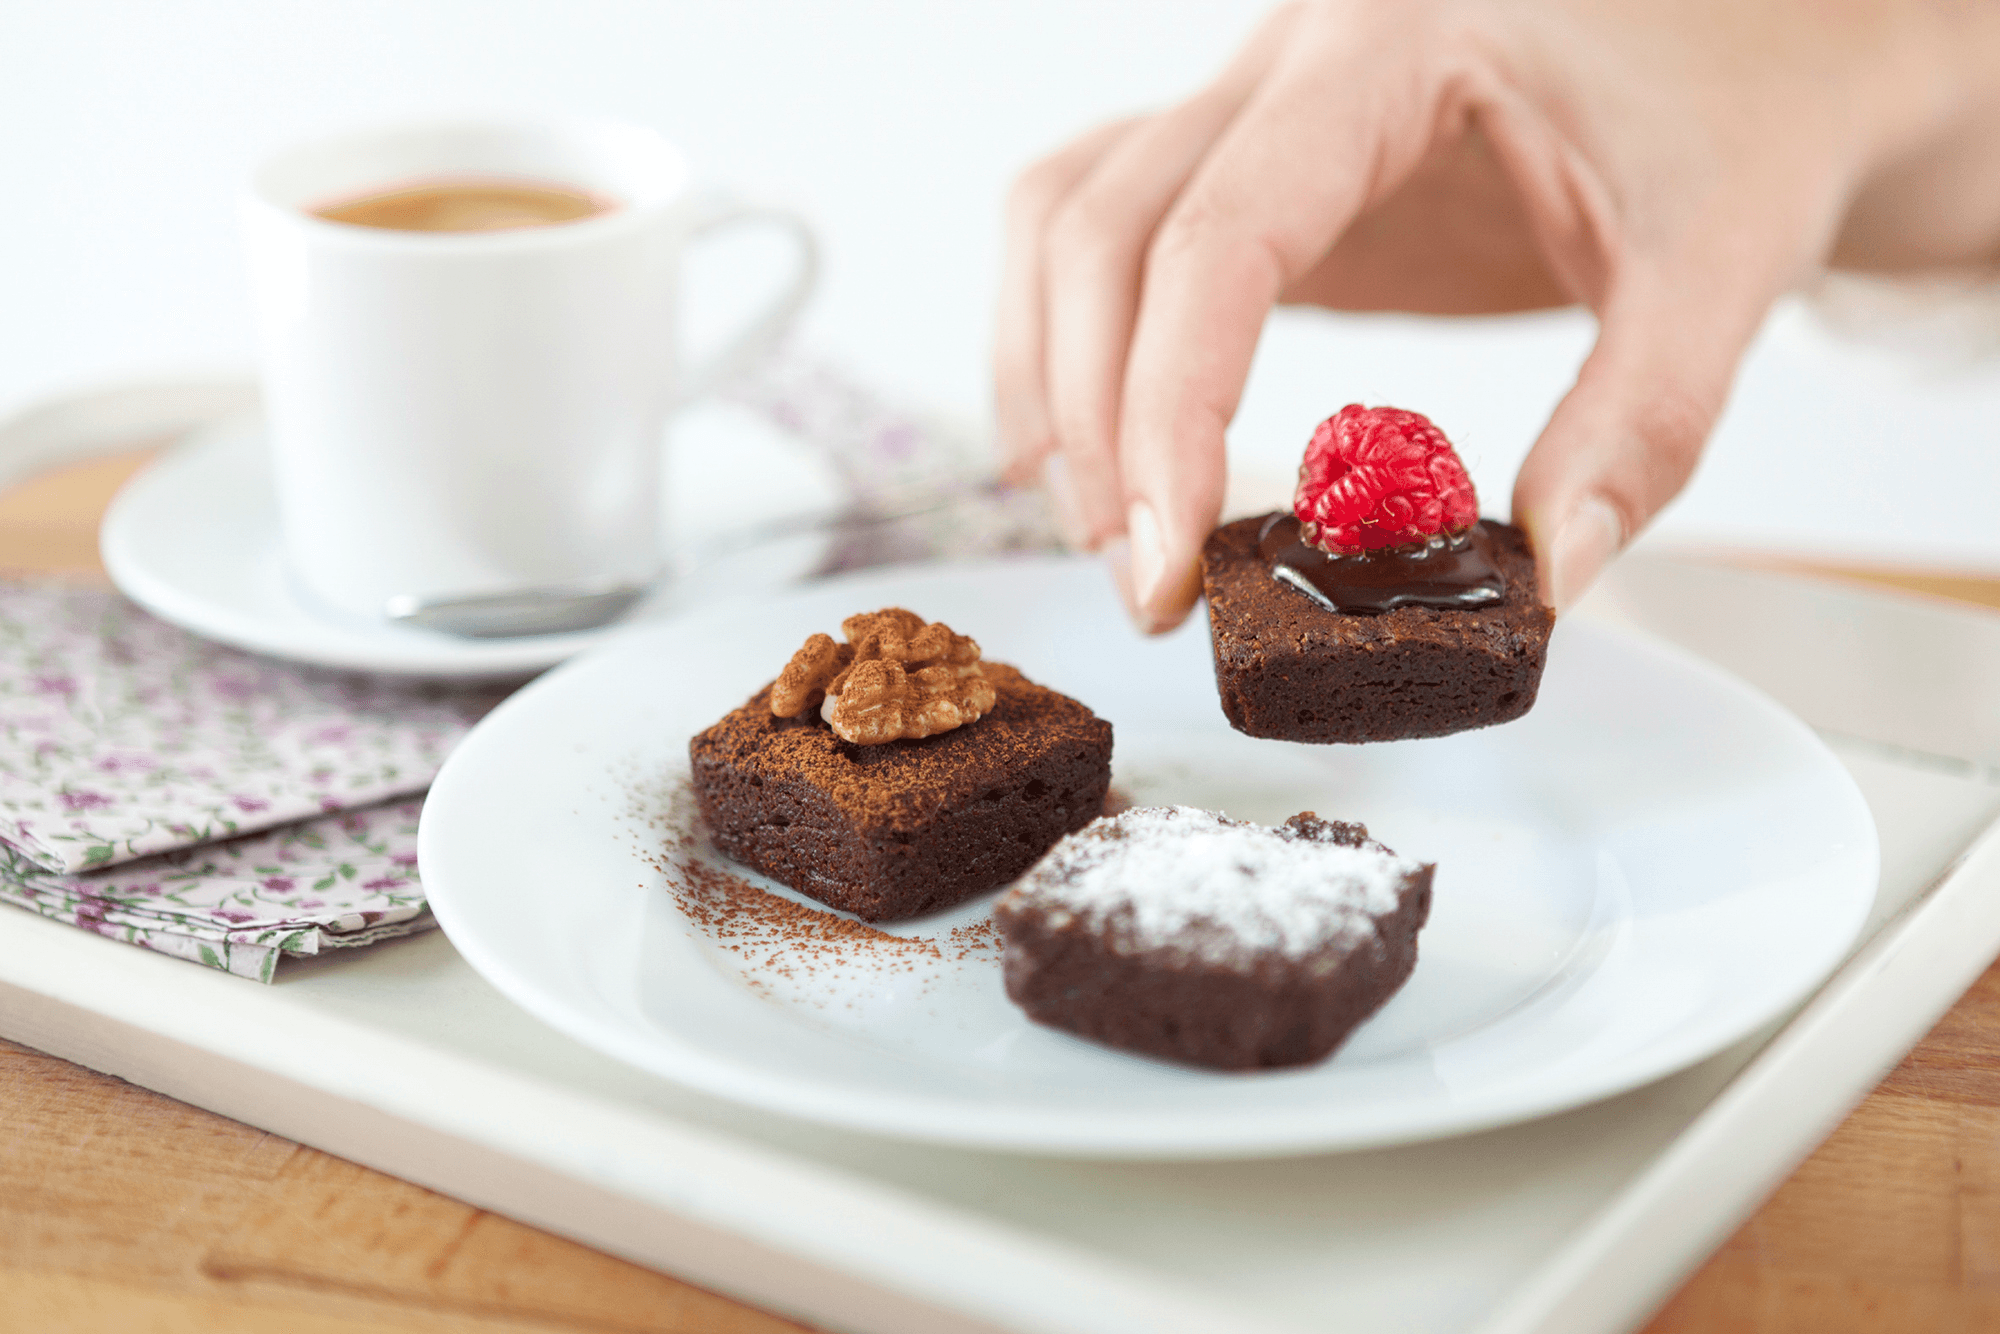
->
[1116,16,1453,630]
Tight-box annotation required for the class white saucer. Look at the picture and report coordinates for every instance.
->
[100,412,835,677]
[420,558,1879,1158]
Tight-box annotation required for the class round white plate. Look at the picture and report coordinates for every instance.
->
[100,413,835,677]
[420,557,1878,1157]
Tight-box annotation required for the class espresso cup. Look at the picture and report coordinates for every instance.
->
[242,116,818,630]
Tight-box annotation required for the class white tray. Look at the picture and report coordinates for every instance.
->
[6,555,2000,1334]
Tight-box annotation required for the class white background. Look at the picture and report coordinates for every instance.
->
[8,0,2000,568]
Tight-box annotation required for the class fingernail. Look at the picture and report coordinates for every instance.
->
[1126,498,1167,613]
[1041,454,1093,551]
[1546,495,1625,613]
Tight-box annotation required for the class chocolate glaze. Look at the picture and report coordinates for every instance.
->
[1256,513,1506,615]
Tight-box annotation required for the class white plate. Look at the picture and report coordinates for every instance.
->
[100,412,835,677]
[419,557,1878,1157]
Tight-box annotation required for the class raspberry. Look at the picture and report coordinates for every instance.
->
[1292,405,1479,553]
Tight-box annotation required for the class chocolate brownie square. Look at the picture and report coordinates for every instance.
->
[688,664,1113,921]
[995,807,1433,1070]
[1202,515,1554,743]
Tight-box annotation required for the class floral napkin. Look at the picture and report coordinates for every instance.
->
[726,344,1063,570]
[0,584,487,872]
[0,346,1059,981]
[0,798,425,983]
[0,584,498,979]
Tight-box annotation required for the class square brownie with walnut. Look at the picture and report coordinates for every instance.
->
[689,654,1112,922]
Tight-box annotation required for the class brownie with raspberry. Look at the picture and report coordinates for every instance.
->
[1202,406,1554,743]
[689,663,1114,921]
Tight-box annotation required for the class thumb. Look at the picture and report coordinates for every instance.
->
[1511,261,1776,612]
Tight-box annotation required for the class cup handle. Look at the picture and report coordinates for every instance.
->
[672,195,820,405]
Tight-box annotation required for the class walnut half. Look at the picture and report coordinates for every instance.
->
[770,632,852,717]
[769,607,997,745]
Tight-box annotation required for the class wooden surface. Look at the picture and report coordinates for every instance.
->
[4,453,2000,1334]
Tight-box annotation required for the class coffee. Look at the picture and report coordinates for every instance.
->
[311,176,614,233]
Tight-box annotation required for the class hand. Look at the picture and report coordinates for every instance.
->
[995,0,2000,630]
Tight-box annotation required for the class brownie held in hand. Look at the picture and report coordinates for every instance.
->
[995,806,1433,1070]
[689,609,1113,922]
[1203,406,1553,743]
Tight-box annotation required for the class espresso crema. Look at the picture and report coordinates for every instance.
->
[311,176,615,233]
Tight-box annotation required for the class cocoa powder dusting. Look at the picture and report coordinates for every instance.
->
[944,917,1001,961]
[630,767,1000,1002]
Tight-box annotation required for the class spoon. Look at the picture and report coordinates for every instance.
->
[382,482,1024,639]
[383,580,650,638]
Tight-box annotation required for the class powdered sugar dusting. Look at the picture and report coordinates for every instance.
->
[1006,805,1422,964]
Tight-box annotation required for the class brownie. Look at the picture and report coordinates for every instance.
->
[688,663,1113,921]
[994,807,1433,1070]
[1202,515,1554,743]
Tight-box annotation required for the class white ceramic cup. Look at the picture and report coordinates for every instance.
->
[242,116,817,628]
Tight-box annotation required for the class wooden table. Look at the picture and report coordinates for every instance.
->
[5,453,2000,1334]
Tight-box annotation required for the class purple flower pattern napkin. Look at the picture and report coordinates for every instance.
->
[726,343,1063,571]
[0,799,425,982]
[0,584,487,873]
[0,584,498,979]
